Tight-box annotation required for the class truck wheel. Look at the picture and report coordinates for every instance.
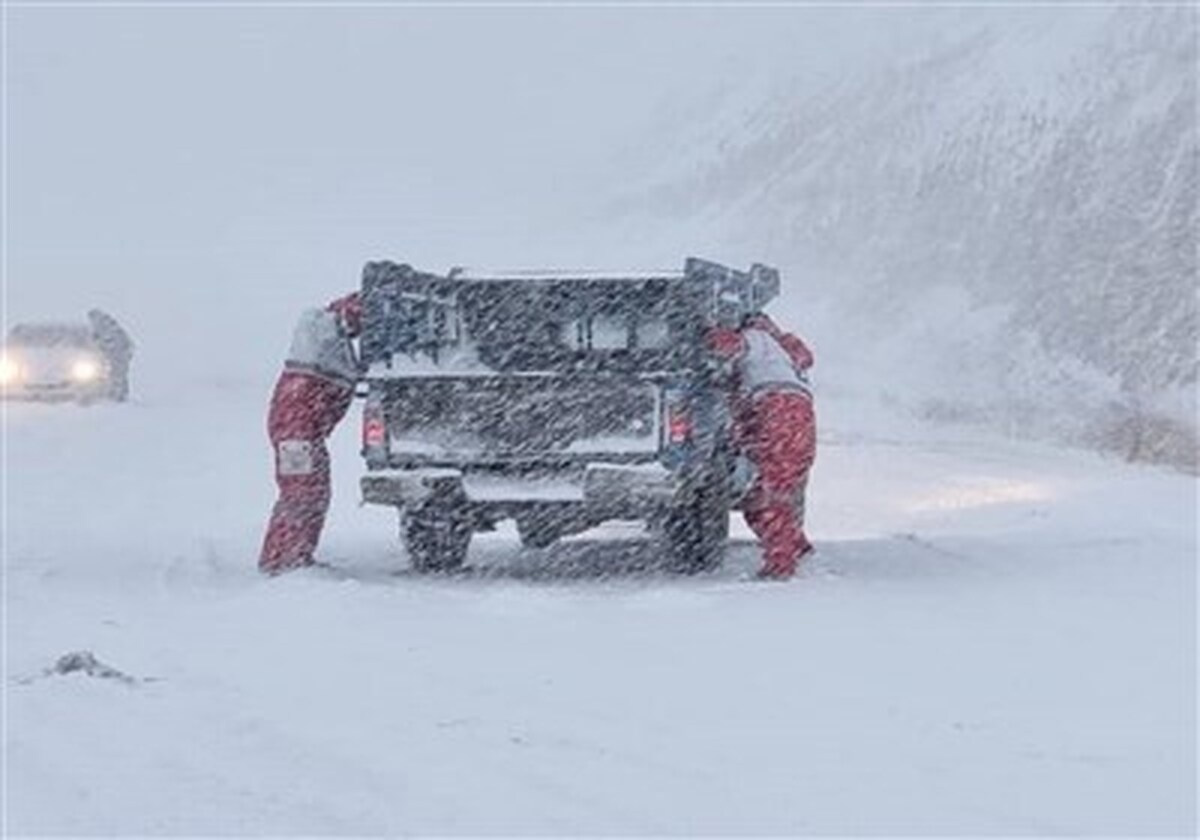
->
[662,472,730,574]
[516,514,561,549]
[401,495,471,573]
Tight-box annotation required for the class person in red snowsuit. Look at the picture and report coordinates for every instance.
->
[709,312,816,579]
[259,293,362,575]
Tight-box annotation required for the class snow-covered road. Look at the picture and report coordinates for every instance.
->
[4,381,1196,835]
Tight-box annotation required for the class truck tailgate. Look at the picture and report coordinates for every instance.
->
[382,375,661,460]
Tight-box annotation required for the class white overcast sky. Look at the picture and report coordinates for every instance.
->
[3,3,1042,381]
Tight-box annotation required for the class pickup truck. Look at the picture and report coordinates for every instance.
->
[357,257,780,573]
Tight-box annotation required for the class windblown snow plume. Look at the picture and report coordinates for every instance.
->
[614,7,1198,469]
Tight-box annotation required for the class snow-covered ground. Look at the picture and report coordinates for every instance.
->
[5,378,1195,835]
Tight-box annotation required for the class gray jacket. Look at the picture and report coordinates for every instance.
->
[87,309,134,365]
[284,308,359,386]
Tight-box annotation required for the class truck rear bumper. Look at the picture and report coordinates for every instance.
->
[361,463,678,519]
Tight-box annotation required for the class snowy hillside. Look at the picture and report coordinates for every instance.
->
[611,6,1198,469]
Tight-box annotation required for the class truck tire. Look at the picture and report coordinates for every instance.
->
[662,470,730,574]
[401,493,471,573]
[516,514,561,549]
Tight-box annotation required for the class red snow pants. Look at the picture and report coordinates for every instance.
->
[259,371,354,574]
[740,391,816,578]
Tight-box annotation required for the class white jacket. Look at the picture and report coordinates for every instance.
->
[737,324,811,400]
[284,308,359,386]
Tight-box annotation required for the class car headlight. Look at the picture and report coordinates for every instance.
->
[0,356,21,385]
[71,357,101,382]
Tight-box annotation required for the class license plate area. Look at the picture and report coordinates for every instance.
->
[385,377,660,458]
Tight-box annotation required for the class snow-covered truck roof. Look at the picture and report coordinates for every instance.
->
[358,257,781,374]
[446,268,687,283]
[362,257,777,305]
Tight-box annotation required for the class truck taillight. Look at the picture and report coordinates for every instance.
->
[364,417,386,448]
[363,395,387,451]
[667,404,692,444]
[664,388,693,446]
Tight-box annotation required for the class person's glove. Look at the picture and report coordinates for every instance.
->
[327,293,363,338]
[706,325,745,359]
